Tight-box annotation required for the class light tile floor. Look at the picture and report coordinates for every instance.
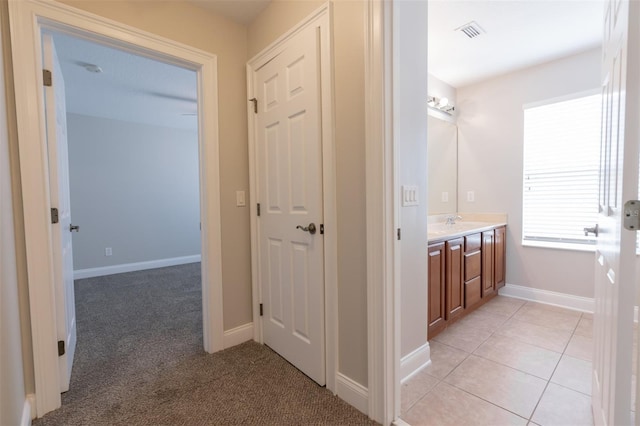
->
[401,296,597,426]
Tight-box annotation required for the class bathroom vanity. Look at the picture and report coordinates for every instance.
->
[427,215,507,339]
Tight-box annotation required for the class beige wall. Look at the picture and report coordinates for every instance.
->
[1,0,27,422]
[7,0,372,404]
[7,0,255,395]
[249,0,369,386]
[57,0,253,331]
[457,48,601,299]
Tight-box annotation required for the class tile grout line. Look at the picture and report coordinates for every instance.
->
[405,297,588,423]
[526,309,585,422]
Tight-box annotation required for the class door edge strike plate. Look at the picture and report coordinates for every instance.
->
[624,200,640,231]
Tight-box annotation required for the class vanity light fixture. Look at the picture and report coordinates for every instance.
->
[428,95,455,114]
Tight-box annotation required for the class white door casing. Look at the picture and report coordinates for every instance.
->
[9,0,223,416]
[42,33,77,393]
[254,19,325,386]
[592,0,639,424]
[247,3,336,392]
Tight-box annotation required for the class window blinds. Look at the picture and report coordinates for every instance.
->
[522,93,601,247]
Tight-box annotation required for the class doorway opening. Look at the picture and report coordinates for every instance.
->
[9,0,224,416]
[48,29,205,397]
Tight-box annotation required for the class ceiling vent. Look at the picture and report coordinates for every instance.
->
[455,21,485,39]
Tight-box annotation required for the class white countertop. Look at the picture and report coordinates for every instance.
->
[428,213,507,243]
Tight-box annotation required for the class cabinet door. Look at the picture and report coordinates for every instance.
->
[446,238,464,320]
[495,226,506,289]
[428,242,446,338]
[482,230,495,297]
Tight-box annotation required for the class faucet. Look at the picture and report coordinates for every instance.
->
[446,215,463,225]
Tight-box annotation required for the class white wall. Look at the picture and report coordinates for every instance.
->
[457,48,601,299]
[398,1,429,359]
[67,113,201,271]
[0,2,27,420]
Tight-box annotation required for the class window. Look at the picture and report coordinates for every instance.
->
[522,92,601,250]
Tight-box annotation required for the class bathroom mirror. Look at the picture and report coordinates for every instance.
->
[427,114,457,214]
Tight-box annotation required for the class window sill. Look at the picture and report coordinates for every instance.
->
[522,240,596,253]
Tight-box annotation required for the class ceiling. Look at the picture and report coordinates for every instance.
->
[52,32,198,130]
[428,0,604,88]
[52,1,605,130]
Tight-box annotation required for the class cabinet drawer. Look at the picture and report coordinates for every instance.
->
[464,251,481,281]
[465,276,481,307]
[465,233,481,252]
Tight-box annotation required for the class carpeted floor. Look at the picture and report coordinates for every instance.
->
[34,263,376,425]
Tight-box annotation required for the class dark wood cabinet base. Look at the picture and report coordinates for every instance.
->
[427,225,506,340]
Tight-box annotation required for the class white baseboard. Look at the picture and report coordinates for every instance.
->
[499,283,594,313]
[336,373,368,415]
[400,342,431,384]
[222,322,254,349]
[393,419,412,426]
[21,394,35,425]
[74,255,201,279]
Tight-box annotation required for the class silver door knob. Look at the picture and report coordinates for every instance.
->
[296,223,316,235]
[69,224,80,232]
[584,224,598,237]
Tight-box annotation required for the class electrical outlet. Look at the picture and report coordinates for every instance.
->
[441,191,449,202]
[105,247,112,256]
[467,191,475,202]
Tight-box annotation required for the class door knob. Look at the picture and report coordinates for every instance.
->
[69,224,80,232]
[584,224,598,237]
[296,223,317,235]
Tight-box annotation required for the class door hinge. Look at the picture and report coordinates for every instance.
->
[259,303,263,316]
[51,207,59,224]
[397,228,401,240]
[624,200,640,230]
[43,69,52,87]
[249,98,258,114]
[320,224,324,234]
[58,340,65,356]
[257,203,261,217]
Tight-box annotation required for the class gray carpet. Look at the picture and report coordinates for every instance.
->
[34,263,376,425]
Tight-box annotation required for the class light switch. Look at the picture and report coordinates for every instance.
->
[441,191,449,202]
[402,185,419,206]
[236,190,246,207]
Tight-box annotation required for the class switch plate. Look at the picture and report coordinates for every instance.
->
[467,191,475,202]
[236,190,246,207]
[402,185,419,206]
[441,191,449,202]
[105,247,112,256]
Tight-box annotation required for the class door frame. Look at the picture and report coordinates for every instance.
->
[8,0,224,417]
[365,0,402,423]
[246,3,337,393]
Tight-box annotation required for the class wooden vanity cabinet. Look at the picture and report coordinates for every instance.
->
[464,234,482,308]
[446,238,465,321]
[495,226,506,289]
[426,237,464,339]
[427,242,446,337]
[427,225,507,340]
[481,230,495,298]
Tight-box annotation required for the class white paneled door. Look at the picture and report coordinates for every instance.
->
[592,0,639,424]
[43,33,77,392]
[254,24,325,385]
